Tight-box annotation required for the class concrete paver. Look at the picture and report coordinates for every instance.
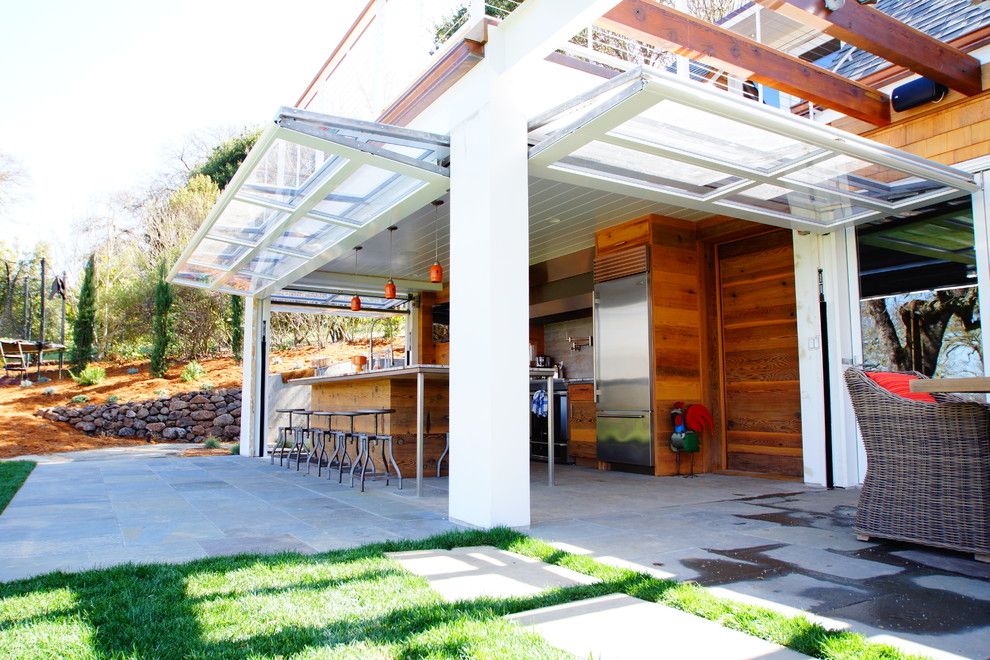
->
[507,594,807,659]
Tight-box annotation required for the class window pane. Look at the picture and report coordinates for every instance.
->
[209,200,285,245]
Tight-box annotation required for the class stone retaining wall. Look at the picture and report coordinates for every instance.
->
[37,388,241,442]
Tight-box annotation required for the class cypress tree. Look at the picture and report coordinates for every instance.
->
[70,255,97,370]
[230,295,243,361]
[150,262,173,378]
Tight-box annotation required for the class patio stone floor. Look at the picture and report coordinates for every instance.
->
[1,447,988,658]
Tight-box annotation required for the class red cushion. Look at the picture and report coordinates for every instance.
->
[865,371,937,403]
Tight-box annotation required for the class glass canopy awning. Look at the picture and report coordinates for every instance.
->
[528,68,978,232]
[168,109,450,296]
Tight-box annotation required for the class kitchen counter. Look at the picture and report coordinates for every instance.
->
[286,364,449,386]
[283,364,449,496]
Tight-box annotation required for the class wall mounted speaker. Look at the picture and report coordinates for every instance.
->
[892,78,948,112]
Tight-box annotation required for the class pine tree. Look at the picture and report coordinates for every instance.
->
[229,295,243,361]
[150,262,173,378]
[70,254,97,370]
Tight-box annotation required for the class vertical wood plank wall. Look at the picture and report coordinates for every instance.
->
[717,230,803,477]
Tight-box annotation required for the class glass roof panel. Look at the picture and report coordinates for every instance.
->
[241,249,307,280]
[781,155,948,204]
[186,238,249,269]
[271,219,354,256]
[608,100,824,174]
[271,288,409,311]
[554,140,743,197]
[310,164,428,227]
[170,109,449,297]
[207,199,286,246]
[528,69,975,231]
[239,139,340,206]
[720,184,873,224]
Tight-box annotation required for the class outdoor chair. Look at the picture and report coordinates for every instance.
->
[1,340,28,378]
[844,368,990,562]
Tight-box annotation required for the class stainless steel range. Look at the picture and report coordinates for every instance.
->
[593,273,654,466]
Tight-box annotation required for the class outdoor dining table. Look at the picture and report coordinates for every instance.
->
[909,377,990,394]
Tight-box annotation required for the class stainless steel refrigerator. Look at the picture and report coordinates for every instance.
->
[593,274,654,466]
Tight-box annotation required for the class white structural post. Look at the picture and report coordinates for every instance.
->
[972,171,990,378]
[447,73,532,528]
[792,229,866,488]
[792,231,829,487]
[239,296,271,457]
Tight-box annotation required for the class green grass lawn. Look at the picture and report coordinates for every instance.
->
[0,461,34,514]
[0,528,914,659]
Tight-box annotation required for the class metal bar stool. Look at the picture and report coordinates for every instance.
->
[290,411,316,471]
[272,408,305,466]
[351,408,401,492]
[309,412,343,477]
[437,415,450,478]
[331,411,367,484]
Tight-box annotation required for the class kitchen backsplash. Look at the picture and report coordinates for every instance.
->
[543,315,593,379]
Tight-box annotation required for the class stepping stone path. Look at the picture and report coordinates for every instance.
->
[388,546,808,659]
[386,546,599,600]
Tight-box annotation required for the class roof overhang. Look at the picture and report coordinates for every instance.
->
[168,109,450,297]
[527,68,978,233]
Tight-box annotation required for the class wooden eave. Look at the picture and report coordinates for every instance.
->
[753,0,983,96]
[599,0,892,125]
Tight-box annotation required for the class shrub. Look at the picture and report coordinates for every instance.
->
[230,295,243,361]
[150,262,173,378]
[229,443,240,455]
[71,395,89,404]
[70,254,97,370]
[71,365,106,386]
[42,386,56,396]
[126,367,139,375]
[154,388,168,398]
[180,360,205,383]
[107,394,120,405]
[201,382,216,392]
[19,380,32,388]
[203,437,221,449]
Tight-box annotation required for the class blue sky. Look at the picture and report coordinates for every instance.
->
[0,0,364,268]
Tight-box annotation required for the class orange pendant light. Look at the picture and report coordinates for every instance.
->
[350,246,362,311]
[429,199,444,284]
[384,226,397,299]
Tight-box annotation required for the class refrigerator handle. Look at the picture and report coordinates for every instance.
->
[592,290,599,404]
[597,412,648,419]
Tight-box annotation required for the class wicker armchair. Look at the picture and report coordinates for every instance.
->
[844,368,990,561]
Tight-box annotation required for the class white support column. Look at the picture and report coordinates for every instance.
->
[239,296,271,458]
[972,171,990,378]
[793,229,867,488]
[792,231,828,487]
[447,74,531,528]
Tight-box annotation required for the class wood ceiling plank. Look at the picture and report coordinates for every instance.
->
[599,0,891,125]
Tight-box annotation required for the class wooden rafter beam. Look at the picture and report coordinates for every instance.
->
[753,0,982,97]
[599,0,891,125]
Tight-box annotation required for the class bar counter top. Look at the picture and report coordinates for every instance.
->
[286,364,449,386]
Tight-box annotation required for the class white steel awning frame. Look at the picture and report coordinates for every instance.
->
[168,109,450,298]
[528,68,979,233]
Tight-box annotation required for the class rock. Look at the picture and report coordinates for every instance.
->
[75,421,95,432]
[135,406,149,419]
[118,427,135,438]
[222,425,240,437]
[177,416,194,427]
[146,422,166,434]
[190,394,210,405]
[162,427,187,440]
[210,396,225,404]
[190,425,206,435]
[226,402,241,413]
[213,413,234,427]
[169,399,190,411]
[125,409,137,418]
[190,410,215,421]
[133,419,146,430]
[93,419,105,429]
